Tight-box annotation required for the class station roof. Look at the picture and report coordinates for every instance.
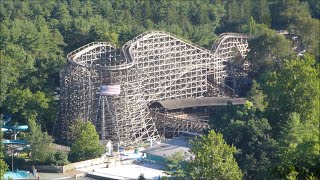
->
[150,97,246,110]
[142,136,192,158]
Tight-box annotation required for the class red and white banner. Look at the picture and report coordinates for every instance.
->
[100,85,121,96]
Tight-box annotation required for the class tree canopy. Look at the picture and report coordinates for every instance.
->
[164,151,188,178]
[188,130,243,180]
[1,0,318,131]
[210,54,319,179]
[0,0,319,178]
[0,129,8,178]
[163,131,243,179]
[26,118,55,163]
[68,121,104,162]
[262,54,319,133]
[271,112,320,179]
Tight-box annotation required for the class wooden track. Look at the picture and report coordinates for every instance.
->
[55,31,250,145]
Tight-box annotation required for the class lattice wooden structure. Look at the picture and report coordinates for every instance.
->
[55,31,250,145]
[151,110,210,138]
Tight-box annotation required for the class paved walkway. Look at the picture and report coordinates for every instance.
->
[78,162,167,179]
[37,160,168,179]
[37,170,93,180]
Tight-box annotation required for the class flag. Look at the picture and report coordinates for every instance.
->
[100,85,121,96]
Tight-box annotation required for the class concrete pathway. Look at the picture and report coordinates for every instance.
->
[37,170,93,180]
[78,162,167,179]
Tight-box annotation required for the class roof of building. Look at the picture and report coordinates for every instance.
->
[150,97,246,110]
[142,136,192,158]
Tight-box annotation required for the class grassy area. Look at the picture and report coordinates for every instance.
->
[18,152,29,159]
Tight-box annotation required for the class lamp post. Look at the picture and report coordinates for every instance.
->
[11,135,14,172]
[164,110,167,141]
[162,119,166,141]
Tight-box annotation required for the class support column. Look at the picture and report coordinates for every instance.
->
[101,96,106,140]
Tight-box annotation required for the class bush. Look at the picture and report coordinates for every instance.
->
[44,152,56,165]
[53,152,69,166]
[44,151,69,166]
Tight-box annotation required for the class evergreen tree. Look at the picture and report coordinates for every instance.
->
[188,130,243,180]
[251,0,271,25]
[26,118,55,163]
[272,112,320,179]
[164,151,187,178]
[246,80,267,111]
[301,0,320,18]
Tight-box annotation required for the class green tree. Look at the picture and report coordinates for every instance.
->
[271,112,320,179]
[0,128,9,178]
[164,151,187,178]
[271,0,306,29]
[43,149,69,166]
[26,118,55,163]
[246,80,267,111]
[220,0,252,32]
[251,0,271,25]
[68,121,104,162]
[293,16,320,59]
[270,0,319,58]
[247,28,294,77]
[223,117,276,178]
[1,14,65,132]
[3,88,50,130]
[262,55,319,133]
[210,102,276,179]
[188,130,243,180]
[301,0,320,18]
[246,16,258,36]
[67,120,86,145]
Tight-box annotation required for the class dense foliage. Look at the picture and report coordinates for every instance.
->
[68,121,104,162]
[25,118,55,163]
[0,0,319,178]
[188,130,243,180]
[0,0,228,133]
[164,151,188,178]
[1,0,318,128]
[0,130,8,179]
[211,102,276,179]
[210,44,319,179]
[164,131,242,180]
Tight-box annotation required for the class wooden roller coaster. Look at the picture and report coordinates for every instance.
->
[55,31,251,145]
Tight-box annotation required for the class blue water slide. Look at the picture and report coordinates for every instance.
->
[2,125,28,131]
[2,139,28,145]
[1,117,29,148]
[1,127,10,132]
